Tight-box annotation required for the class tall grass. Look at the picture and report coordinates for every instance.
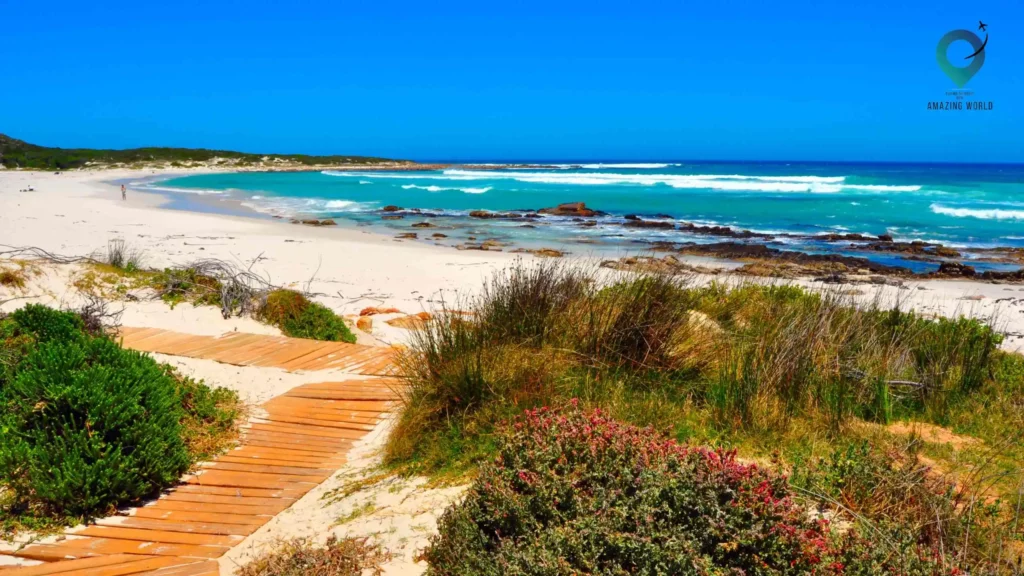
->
[387,260,1004,472]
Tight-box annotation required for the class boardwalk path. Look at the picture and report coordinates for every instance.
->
[0,328,401,576]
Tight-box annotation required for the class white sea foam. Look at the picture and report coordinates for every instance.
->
[577,163,677,169]
[137,184,227,195]
[241,197,372,216]
[323,169,928,194]
[401,184,492,194]
[931,204,1024,221]
[359,180,372,184]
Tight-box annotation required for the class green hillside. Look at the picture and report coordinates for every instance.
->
[0,134,400,170]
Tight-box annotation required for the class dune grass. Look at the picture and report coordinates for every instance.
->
[386,261,1008,473]
[387,260,1024,572]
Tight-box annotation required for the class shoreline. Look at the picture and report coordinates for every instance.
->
[3,168,1024,355]
[145,171,1024,280]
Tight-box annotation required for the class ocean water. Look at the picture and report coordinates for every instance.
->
[149,162,1024,272]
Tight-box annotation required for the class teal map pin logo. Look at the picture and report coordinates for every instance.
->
[936,29,986,88]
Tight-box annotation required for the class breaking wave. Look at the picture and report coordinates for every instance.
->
[931,204,1024,221]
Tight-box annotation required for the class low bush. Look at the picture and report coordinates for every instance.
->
[260,290,355,343]
[0,304,239,529]
[237,535,386,576]
[426,406,954,575]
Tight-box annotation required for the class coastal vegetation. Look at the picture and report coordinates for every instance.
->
[389,260,1024,573]
[237,536,387,576]
[0,133,399,170]
[0,304,241,535]
[259,289,356,343]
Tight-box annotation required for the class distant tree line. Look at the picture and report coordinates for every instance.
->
[0,134,399,170]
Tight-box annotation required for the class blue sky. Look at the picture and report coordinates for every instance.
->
[1,0,1021,162]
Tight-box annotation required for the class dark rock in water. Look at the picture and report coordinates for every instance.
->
[411,221,435,228]
[981,268,1024,281]
[877,234,894,242]
[652,213,674,219]
[523,213,541,219]
[578,220,598,227]
[396,232,418,239]
[381,215,404,220]
[299,219,336,226]
[816,233,874,242]
[624,214,640,221]
[676,242,908,275]
[539,202,605,218]
[623,219,675,229]
[520,224,537,228]
[431,232,448,238]
[469,210,521,219]
[857,241,962,259]
[678,222,769,239]
[382,205,402,212]
[934,262,976,277]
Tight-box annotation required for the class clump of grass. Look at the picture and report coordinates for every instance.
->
[237,535,387,576]
[788,437,1023,572]
[0,268,27,289]
[105,239,145,272]
[259,289,355,343]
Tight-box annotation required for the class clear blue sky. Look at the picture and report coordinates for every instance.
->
[2,0,1021,162]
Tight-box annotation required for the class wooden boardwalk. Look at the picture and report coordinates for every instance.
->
[117,328,399,376]
[0,330,400,576]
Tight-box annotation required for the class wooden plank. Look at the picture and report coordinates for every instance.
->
[0,555,152,575]
[242,439,345,455]
[248,421,362,440]
[97,518,258,537]
[131,509,267,527]
[144,560,220,576]
[201,461,334,478]
[65,556,188,575]
[146,499,287,516]
[169,485,305,499]
[240,431,352,451]
[185,470,318,490]
[163,491,296,507]
[263,396,391,413]
[73,526,241,548]
[226,447,342,465]
[11,545,100,562]
[261,414,375,432]
[217,455,345,469]
[58,537,227,559]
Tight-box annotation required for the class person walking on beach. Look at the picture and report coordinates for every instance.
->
[121,185,126,200]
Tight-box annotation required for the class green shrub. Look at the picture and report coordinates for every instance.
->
[0,305,239,527]
[260,290,355,343]
[426,406,954,575]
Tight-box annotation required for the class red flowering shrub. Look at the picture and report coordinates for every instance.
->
[426,405,955,575]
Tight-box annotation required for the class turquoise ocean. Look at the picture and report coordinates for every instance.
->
[145,162,1024,273]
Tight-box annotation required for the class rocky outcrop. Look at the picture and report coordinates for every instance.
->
[510,248,565,258]
[538,202,605,218]
[292,218,337,226]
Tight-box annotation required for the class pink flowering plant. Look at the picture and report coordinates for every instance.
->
[425,404,956,575]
